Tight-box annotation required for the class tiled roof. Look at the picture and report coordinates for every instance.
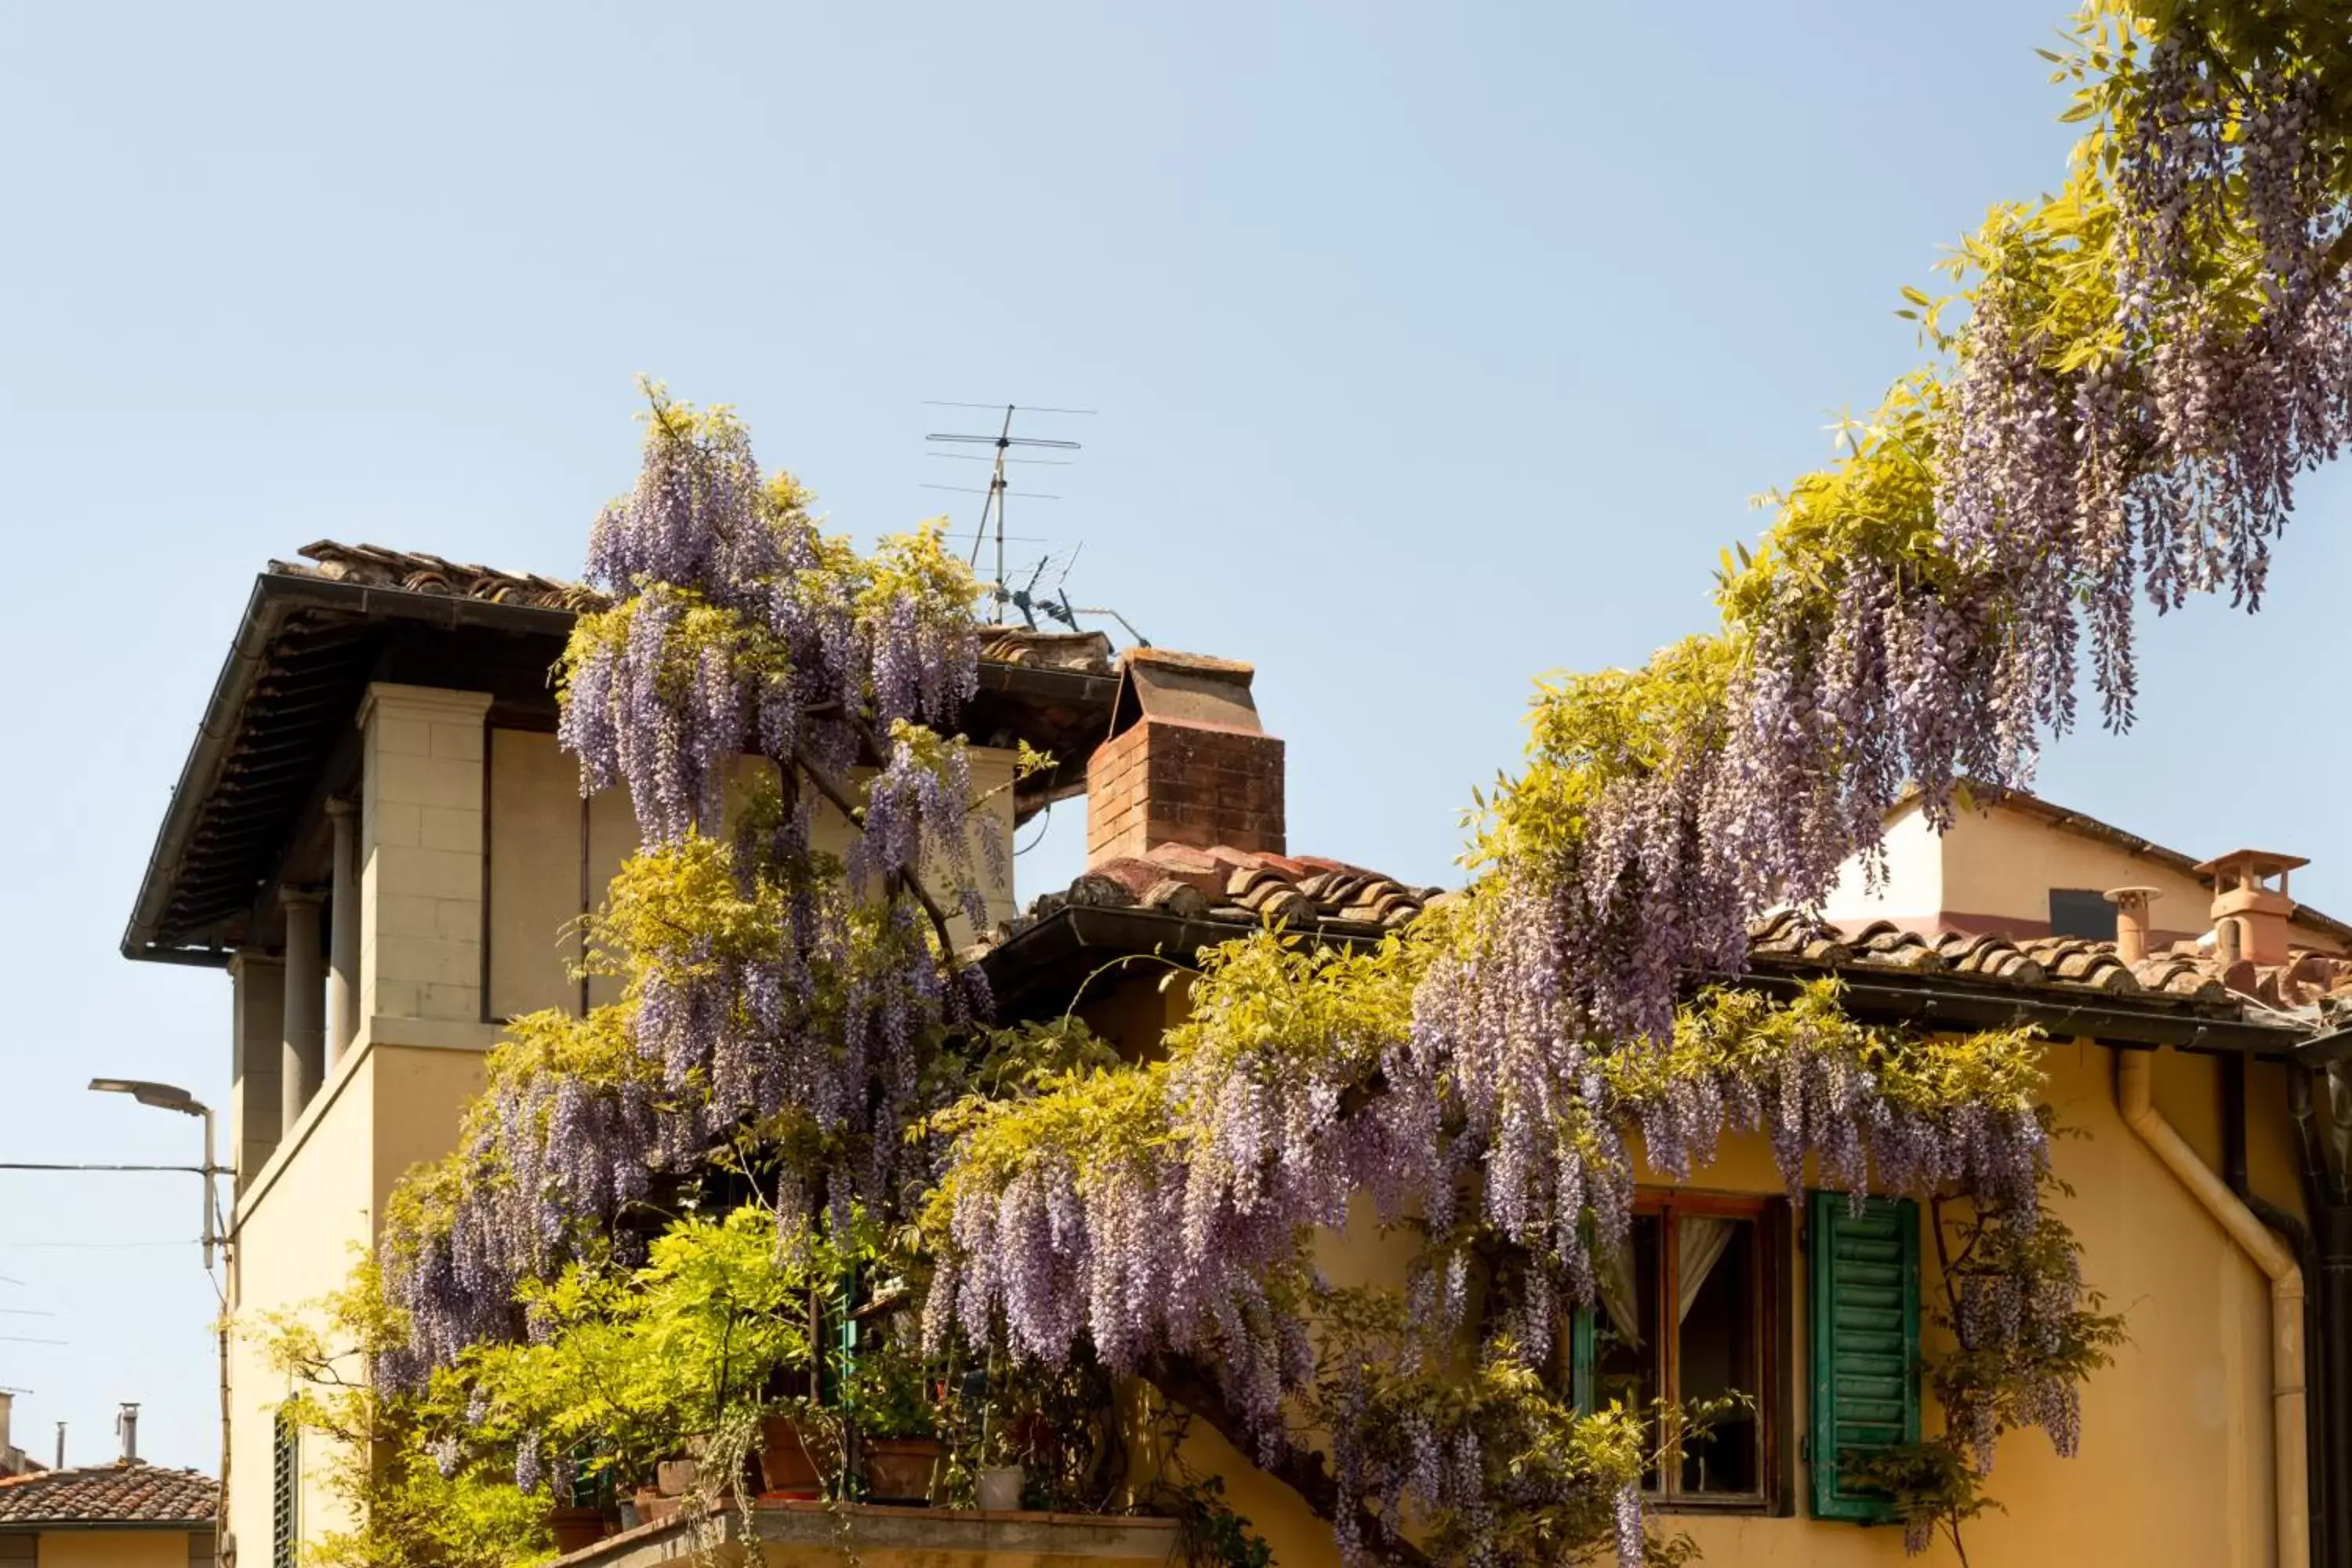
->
[273,539,608,612]
[996,850,2350,1033]
[0,1464,217,1526]
[1751,909,2352,1011]
[1017,844,1441,936]
[275,542,1118,675]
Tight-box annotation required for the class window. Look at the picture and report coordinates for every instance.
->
[271,1409,299,1568]
[1569,1193,1789,1511]
[1806,1191,1921,1523]
[2048,887,2118,941]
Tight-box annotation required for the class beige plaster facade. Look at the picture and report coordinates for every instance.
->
[1825,793,2348,955]
[223,681,1021,1566]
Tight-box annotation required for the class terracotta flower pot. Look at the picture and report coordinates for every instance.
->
[859,1436,942,1504]
[549,1506,608,1555]
[758,1414,826,1497]
[633,1487,680,1526]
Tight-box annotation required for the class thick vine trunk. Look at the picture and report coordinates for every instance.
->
[1139,1352,1434,1568]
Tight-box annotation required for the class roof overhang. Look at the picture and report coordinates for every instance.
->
[124,573,1118,967]
[981,906,2310,1057]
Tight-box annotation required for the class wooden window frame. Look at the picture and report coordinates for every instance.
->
[1596,1190,1794,1516]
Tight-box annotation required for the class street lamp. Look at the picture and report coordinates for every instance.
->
[87,1078,222,1271]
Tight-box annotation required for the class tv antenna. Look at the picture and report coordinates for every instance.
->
[922,402,1091,618]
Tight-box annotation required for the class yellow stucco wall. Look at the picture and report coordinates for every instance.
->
[227,1042,379,1561]
[1125,1034,2302,1568]
[1938,803,2223,941]
[34,1531,195,1568]
[227,1033,491,1565]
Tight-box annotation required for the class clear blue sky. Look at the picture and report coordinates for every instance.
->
[4,2,2347,1474]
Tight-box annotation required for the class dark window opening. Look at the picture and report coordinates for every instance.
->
[1576,1195,1787,1511]
[2049,888,2118,941]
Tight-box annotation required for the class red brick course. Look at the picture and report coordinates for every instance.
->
[1086,719,1286,864]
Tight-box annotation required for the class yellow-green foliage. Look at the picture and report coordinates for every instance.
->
[456,1205,844,1478]
[263,1262,556,1568]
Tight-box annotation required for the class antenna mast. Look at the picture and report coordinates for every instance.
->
[922,402,1088,618]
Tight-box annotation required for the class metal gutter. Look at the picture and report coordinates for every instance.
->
[2120,1047,2310,1567]
[2298,1024,2352,1067]
[1733,960,2304,1054]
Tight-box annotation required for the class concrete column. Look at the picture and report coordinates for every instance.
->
[280,887,325,1134]
[358,684,493,1027]
[325,797,360,1063]
[227,951,285,1192]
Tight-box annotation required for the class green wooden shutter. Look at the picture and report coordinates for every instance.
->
[270,1410,299,1568]
[1806,1191,1919,1523]
[1568,1307,1595,1415]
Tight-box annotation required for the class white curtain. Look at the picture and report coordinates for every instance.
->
[1676,1216,1738,1324]
[1598,1236,1642,1346]
[1595,1215,1742,1345]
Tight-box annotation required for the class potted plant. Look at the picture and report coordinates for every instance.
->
[846,1334,944,1504]
[462,1207,832,1526]
[757,1394,837,1498]
[547,1450,615,1553]
[975,1457,1025,1512]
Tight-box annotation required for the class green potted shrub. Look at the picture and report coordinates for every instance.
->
[463,1205,826,1524]
[844,1332,944,1504]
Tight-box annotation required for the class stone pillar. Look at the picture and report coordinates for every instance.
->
[325,797,360,1062]
[358,684,493,1028]
[280,887,325,1134]
[227,950,285,1192]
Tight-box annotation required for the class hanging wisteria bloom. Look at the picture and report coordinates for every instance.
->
[379,386,995,1392]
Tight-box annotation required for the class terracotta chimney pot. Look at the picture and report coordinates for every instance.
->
[2104,886,2161,966]
[2194,849,2307,968]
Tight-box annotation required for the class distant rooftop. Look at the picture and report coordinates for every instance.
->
[0,1463,217,1527]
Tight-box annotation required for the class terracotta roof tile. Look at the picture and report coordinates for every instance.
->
[273,540,607,613]
[0,1464,217,1526]
[1016,846,1443,936]
[274,543,1117,674]
[1000,852,2352,1043]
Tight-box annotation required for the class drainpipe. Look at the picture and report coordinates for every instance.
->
[2119,1046,2309,1567]
[2227,1053,2336,1565]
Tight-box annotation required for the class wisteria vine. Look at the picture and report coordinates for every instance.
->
[378,389,996,1394]
[345,6,2352,1566]
[926,933,2061,1566]
[931,6,2352,1562]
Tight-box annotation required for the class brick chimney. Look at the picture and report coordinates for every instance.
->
[2195,848,2307,967]
[1086,649,1283,865]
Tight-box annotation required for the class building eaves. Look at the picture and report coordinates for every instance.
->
[125,545,1120,968]
[981,851,2319,1057]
